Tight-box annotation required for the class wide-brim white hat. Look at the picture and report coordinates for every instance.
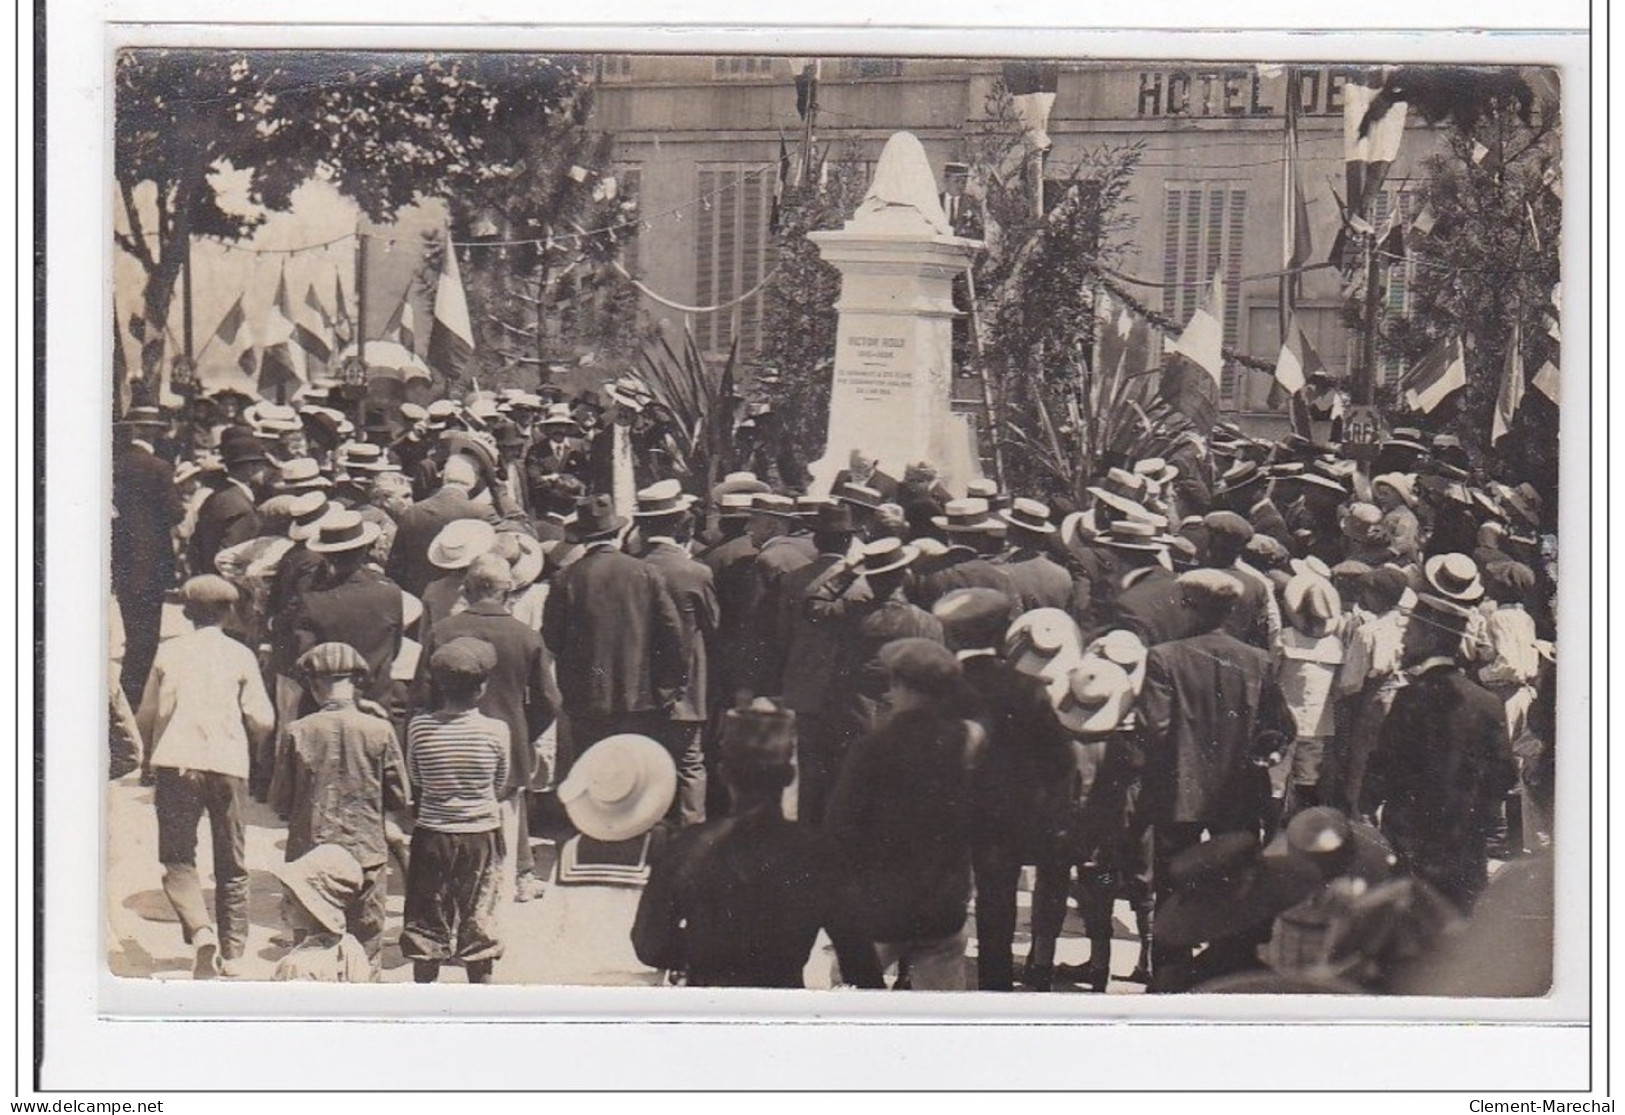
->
[558,734,677,842]
[427,519,499,570]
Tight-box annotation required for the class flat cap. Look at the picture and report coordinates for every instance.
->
[933,587,1014,650]
[181,574,239,606]
[429,636,498,679]
[1203,510,1255,544]
[1177,567,1246,606]
[296,642,369,678]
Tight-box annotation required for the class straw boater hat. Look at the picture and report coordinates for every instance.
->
[338,442,397,474]
[833,482,885,511]
[305,509,381,555]
[999,497,1057,537]
[1423,552,1485,603]
[274,844,365,936]
[248,401,303,435]
[1085,628,1150,693]
[566,493,628,542]
[852,537,919,577]
[793,495,832,523]
[717,492,757,520]
[1094,518,1167,553]
[1055,656,1137,736]
[605,376,655,412]
[712,471,771,499]
[749,492,797,519]
[1087,468,1153,517]
[278,457,331,492]
[932,497,999,534]
[172,460,203,486]
[286,492,333,543]
[442,429,501,475]
[557,734,677,843]
[399,402,430,426]
[964,477,1008,510]
[539,402,580,431]
[632,478,698,519]
[1003,608,1085,693]
[1134,457,1180,488]
[116,405,167,428]
[427,519,499,571]
[1340,502,1387,546]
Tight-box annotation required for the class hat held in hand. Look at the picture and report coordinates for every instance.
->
[558,734,677,843]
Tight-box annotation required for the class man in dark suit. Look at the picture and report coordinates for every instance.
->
[910,498,1013,609]
[773,502,858,826]
[293,511,405,709]
[112,407,184,703]
[739,495,816,696]
[1372,593,1518,912]
[1099,520,1192,647]
[830,449,900,503]
[698,493,762,708]
[541,494,687,777]
[939,161,984,240]
[635,481,719,826]
[422,553,553,900]
[935,588,1075,992]
[1136,569,1295,990]
[524,406,589,499]
[1200,511,1277,651]
[386,454,502,598]
[188,431,270,580]
[1211,461,1294,556]
[993,498,1071,612]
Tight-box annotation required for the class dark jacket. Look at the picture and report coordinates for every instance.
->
[698,532,760,704]
[293,567,405,704]
[809,581,945,733]
[825,706,976,944]
[1113,566,1196,646]
[541,544,686,718]
[994,548,1073,613]
[832,467,900,502]
[1374,662,1517,909]
[112,440,182,597]
[959,654,1076,857]
[386,483,501,598]
[632,811,883,989]
[267,544,329,676]
[188,480,260,578]
[269,702,410,867]
[1248,496,1296,556]
[740,534,816,694]
[1138,629,1294,827]
[911,546,1014,611]
[642,541,721,723]
[424,600,553,795]
[774,553,848,713]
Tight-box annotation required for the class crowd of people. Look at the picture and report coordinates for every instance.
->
[109,374,1558,993]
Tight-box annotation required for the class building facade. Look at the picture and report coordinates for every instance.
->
[591,55,1444,425]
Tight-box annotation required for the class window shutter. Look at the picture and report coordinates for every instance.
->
[1162,188,1183,317]
[695,170,717,350]
[1222,186,1247,404]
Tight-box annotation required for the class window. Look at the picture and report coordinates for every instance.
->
[838,58,905,78]
[712,57,774,79]
[1373,187,1417,387]
[695,165,776,354]
[1162,183,1247,405]
[595,55,634,81]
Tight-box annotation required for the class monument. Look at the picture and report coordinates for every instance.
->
[808,132,984,496]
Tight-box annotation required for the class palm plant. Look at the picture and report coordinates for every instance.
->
[637,325,742,495]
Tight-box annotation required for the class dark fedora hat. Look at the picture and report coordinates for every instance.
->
[219,431,269,467]
[1156,833,1326,949]
[566,493,628,541]
[1213,459,1267,497]
[807,501,855,535]
[116,405,167,428]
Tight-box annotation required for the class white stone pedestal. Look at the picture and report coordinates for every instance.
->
[807,133,984,497]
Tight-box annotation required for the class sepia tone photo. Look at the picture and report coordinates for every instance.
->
[108,49,1564,996]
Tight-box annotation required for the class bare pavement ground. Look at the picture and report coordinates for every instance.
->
[106,605,1147,991]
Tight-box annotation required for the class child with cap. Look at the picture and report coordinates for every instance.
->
[269,642,411,961]
[272,845,375,982]
[401,637,510,983]
[1274,573,1347,822]
[135,575,276,978]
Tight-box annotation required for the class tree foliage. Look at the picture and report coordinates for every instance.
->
[114,49,591,378]
[757,146,875,462]
[1373,82,1562,497]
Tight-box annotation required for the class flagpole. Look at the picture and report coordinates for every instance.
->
[355,218,368,370]
[799,61,818,189]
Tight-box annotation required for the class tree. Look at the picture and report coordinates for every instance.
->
[757,145,874,462]
[114,49,591,381]
[1372,74,1561,500]
[961,83,1146,504]
[451,128,644,390]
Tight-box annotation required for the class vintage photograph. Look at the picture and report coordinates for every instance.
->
[107,50,1563,996]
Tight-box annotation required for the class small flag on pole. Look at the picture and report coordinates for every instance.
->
[257,267,304,398]
[1002,61,1060,153]
[1400,334,1468,414]
[1491,320,1525,445]
[1532,359,1560,404]
[1168,275,1225,387]
[1344,68,1408,216]
[296,283,333,363]
[332,272,353,346]
[770,135,791,232]
[428,238,476,381]
[1273,315,1326,395]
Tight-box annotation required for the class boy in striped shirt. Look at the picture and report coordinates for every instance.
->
[402,637,510,984]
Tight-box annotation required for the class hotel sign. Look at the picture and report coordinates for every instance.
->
[1135,65,1362,118]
